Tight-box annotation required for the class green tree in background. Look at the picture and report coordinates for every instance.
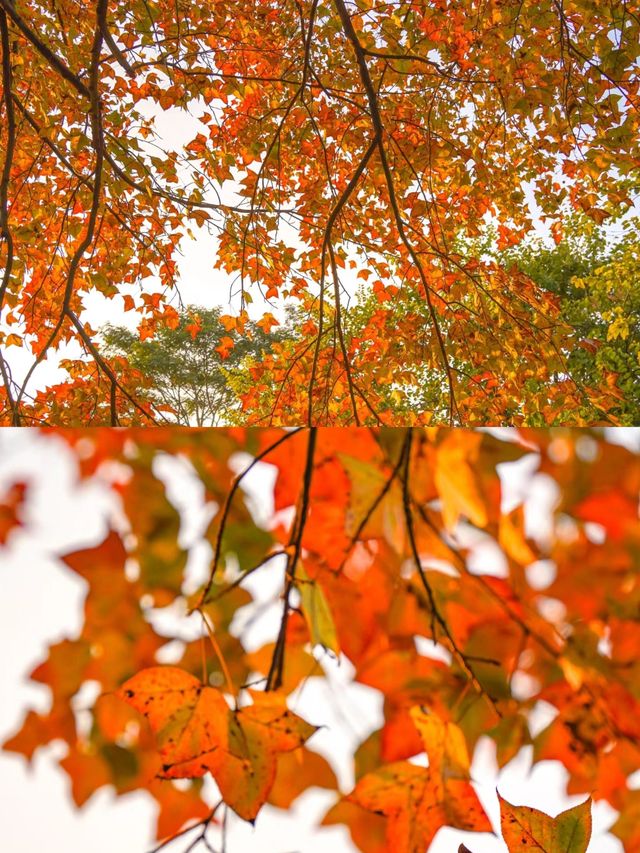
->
[340,213,640,425]
[499,215,640,425]
[101,308,283,426]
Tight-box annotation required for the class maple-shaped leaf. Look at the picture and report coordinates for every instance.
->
[3,707,76,759]
[117,668,316,821]
[499,794,592,853]
[116,666,230,778]
[347,706,491,851]
[256,312,279,334]
[215,336,235,360]
[215,691,317,820]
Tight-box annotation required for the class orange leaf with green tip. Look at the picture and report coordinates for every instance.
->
[216,691,318,820]
[499,794,592,853]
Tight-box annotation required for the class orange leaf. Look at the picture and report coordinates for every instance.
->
[117,666,230,778]
[118,669,316,821]
[0,482,28,546]
[216,336,235,359]
[256,312,279,333]
[347,707,491,852]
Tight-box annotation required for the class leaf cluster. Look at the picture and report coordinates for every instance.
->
[4,427,639,851]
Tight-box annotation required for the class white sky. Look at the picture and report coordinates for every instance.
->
[1,429,636,852]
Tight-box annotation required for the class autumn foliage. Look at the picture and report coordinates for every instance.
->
[1,1,639,424]
[3,427,640,850]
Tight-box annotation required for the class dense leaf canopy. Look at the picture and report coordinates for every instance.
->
[86,219,640,427]
[1,0,639,424]
[3,427,640,851]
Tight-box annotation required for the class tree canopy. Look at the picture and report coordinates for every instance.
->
[92,219,640,427]
[1,0,639,425]
[3,427,640,851]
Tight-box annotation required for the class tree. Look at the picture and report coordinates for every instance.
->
[1,0,639,425]
[101,307,284,425]
[246,216,639,426]
[567,242,640,423]
[4,427,640,851]
[498,216,640,425]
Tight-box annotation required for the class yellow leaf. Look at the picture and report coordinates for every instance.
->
[434,432,488,531]
[499,507,535,565]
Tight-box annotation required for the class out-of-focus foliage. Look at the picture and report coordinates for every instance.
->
[3,427,639,851]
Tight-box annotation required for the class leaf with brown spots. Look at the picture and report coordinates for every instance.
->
[499,794,592,853]
[4,427,640,847]
[215,692,318,820]
[116,666,229,778]
[117,669,316,820]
